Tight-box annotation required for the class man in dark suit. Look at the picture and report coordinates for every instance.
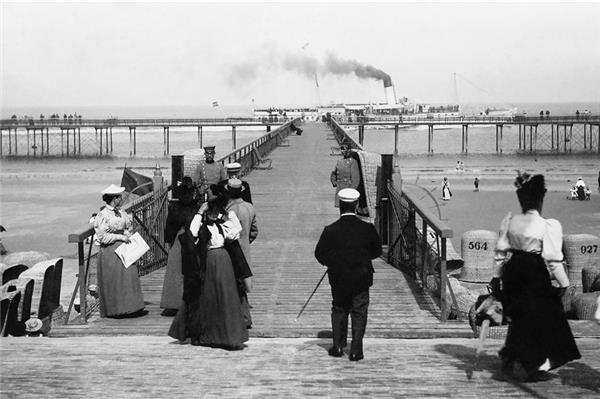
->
[314,188,382,361]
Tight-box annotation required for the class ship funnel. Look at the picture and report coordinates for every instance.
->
[383,77,397,105]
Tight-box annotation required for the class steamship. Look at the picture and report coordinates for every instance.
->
[253,78,461,123]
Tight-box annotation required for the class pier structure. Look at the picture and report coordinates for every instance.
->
[52,120,478,338]
[337,115,600,154]
[0,118,287,158]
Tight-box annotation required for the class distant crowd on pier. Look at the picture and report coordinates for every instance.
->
[8,113,83,125]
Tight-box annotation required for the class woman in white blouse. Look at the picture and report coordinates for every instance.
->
[494,172,580,381]
[169,188,251,349]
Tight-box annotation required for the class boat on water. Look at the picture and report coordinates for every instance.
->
[478,106,518,117]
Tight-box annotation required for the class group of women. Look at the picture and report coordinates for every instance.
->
[95,168,589,377]
[94,180,251,350]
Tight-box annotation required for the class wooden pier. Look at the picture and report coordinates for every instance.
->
[50,122,473,338]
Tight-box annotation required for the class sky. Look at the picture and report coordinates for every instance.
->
[1,1,600,110]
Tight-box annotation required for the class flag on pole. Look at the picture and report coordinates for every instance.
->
[212,101,219,107]
[121,167,153,196]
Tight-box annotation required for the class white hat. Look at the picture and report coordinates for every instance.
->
[25,318,43,333]
[101,184,125,195]
[226,162,241,171]
[338,188,360,202]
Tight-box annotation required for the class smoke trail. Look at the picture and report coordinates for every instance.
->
[227,47,391,86]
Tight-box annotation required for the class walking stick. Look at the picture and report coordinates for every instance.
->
[294,270,328,322]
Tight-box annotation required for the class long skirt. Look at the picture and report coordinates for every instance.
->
[160,229,184,310]
[168,247,248,348]
[97,242,145,317]
[500,251,581,372]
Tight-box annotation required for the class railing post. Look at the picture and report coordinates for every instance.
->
[78,241,87,323]
[421,219,427,285]
[379,154,393,244]
[440,238,448,322]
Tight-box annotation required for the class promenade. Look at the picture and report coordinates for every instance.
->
[1,337,599,398]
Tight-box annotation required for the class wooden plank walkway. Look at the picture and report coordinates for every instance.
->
[50,122,472,338]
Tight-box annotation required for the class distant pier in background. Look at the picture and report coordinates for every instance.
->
[0,117,283,158]
[339,114,600,154]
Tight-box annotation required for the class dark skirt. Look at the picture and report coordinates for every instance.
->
[97,242,145,317]
[500,251,581,371]
[160,229,184,310]
[168,247,248,348]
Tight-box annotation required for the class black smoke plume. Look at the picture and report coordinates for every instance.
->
[227,47,391,87]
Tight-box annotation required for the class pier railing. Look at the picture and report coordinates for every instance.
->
[385,184,456,321]
[64,119,298,324]
[334,114,600,125]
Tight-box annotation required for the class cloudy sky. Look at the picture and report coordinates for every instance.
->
[2,2,599,109]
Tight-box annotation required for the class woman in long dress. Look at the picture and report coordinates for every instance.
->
[160,181,199,316]
[94,184,146,318]
[169,192,251,349]
[441,177,452,201]
[494,172,580,381]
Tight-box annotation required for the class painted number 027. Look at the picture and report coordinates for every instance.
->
[468,241,488,250]
[580,245,598,254]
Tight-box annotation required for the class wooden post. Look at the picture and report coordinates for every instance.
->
[440,238,448,322]
[165,127,170,155]
[232,125,237,150]
[394,124,399,154]
[99,128,103,156]
[569,125,573,153]
[78,241,87,323]
[499,125,503,153]
[379,154,394,245]
[428,125,433,153]
[78,127,81,155]
[198,126,203,148]
[105,128,109,154]
[583,123,587,150]
[33,129,37,157]
[61,128,64,157]
[518,124,521,150]
[134,127,137,156]
[26,129,30,157]
[495,125,498,152]
[110,127,113,153]
[129,127,133,157]
[464,125,468,154]
[46,128,49,155]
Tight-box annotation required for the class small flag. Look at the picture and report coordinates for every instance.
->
[212,101,219,107]
[314,74,319,88]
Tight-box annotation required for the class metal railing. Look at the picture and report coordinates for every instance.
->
[334,114,600,125]
[385,183,457,321]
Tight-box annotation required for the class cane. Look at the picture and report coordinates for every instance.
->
[294,270,328,322]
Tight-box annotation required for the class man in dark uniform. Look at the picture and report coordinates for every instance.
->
[218,162,252,204]
[195,145,227,202]
[330,141,360,208]
[314,188,382,361]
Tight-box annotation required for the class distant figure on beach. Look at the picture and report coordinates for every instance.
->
[169,189,251,350]
[545,110,550,118]
[195,145,227,202]
[218,162,252,204]
[456,161,461,174]
[575,177,587,200]
[330,140,360,208]
[539,110,544,118]
[314,188,382,361]
[569,185,578,200]
[474,177,480,192]
[460,161,464,173]
[576,110,580,119]
[94,184,147,319]
[492,171,580,381]
[442,177,452,201]
[160,182,199,317]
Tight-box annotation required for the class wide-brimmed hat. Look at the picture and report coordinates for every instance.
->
[101,184,125,195]
[225,178,245,194]
[25,318,43,333]
[338,188,360,202]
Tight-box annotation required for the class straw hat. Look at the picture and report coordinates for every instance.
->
[225,178,245,194]
[25,318,43,333]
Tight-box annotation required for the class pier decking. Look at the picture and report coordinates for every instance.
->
[50,121,472,338]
